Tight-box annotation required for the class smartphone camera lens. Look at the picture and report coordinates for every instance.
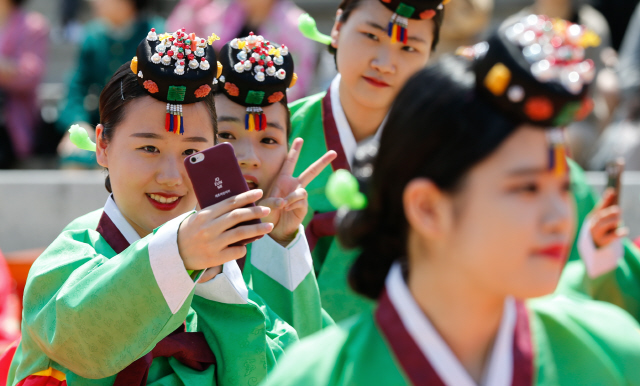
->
[191,157,197,163]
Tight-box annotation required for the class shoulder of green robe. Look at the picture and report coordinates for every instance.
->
[261,315,369,386]
[568,157,597,208]
[529,294,640,358]
[289,91,326,138]
[62,208,104,232]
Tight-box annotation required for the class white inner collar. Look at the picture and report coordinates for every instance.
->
[329,74,386,167]
[386,262,515,386]
[103,195,142,245]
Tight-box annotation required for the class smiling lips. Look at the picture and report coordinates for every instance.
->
[363,76,390,88]
[146,193,182,211]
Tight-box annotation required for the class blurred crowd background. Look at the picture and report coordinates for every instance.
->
[1,0,640,171]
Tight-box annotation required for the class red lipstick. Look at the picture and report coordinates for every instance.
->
[363,76,390,88]
[534,244,568,261]
[146,192,183,211]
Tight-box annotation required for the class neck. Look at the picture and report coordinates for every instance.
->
[338,80,388,142]
[243,0,274,28]
[407,240,505,382]
[533,1,572,19]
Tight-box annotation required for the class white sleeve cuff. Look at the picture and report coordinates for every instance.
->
[194,260,249,304]
[578,217,623,279]
[250,224,313,291]
[148,211,198,314]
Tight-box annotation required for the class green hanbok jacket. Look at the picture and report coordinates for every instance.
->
[289,75,376,322]
[7,195,323,385]
[557,161,640,322]
[262,262,640,386]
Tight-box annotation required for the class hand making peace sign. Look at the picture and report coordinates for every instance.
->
[261,138,337,246]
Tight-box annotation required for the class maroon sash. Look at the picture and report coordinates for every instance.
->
[305,89,351,251]
[375,289,534,386]
[113,324,216,386]
[96,210,216,385]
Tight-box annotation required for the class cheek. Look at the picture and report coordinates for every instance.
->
[453,194,538,274]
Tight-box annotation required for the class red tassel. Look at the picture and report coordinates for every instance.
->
[165,112,171,132]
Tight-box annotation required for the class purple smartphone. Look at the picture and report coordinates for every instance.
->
[184,142,262,246]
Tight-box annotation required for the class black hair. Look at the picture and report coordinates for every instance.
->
[341,56,521,300]
[11,0,27,6]
[328,0,444,56]
[100,62,217,193]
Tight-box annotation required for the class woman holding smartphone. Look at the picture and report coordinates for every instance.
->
[264,17,640,385]
[8,28,326,386]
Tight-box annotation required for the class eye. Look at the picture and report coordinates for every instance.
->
[510,182,539,194]
[362,32,379,41]
[183,149,199,156]
[402,45,417,52]
[261,137,278,145]
[139,145,159,153]
[217,132,235,140]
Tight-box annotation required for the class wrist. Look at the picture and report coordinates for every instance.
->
[271,228,298,247]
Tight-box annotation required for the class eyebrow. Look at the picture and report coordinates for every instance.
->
[507,166,549,176]
[219,115,285,131]
[365,21,428,44]
[130,132,209,143]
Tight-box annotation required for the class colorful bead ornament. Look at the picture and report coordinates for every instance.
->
[245,106,267,131]
[546,129,568,176]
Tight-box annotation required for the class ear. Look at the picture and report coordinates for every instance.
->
[330,9,344,50]
[95,124,109,168]
[403,178,452,240]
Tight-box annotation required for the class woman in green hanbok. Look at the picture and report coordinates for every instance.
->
[7,28,332,386]
[263,16,640,386]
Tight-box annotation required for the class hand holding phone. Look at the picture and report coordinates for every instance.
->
[177,189,273,271]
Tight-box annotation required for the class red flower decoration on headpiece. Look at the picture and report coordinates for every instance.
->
[524,97,554,121]
[224,82,240,97]
[268,92,285,103]
[194,84,212,98]
[143,80,159,94]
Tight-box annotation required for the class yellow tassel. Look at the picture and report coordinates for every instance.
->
[248,114,255,131]
[391,25,398,43]
[217,61,223,78]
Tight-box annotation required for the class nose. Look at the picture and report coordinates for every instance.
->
[542,189,574,237]
[235,140,261,169]
[156,154,184,187]
[371,45,396,75]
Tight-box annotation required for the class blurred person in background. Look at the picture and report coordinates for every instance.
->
[589,3,640,170]
[167,0,317,101]
[430,0,493,60]
[0,0,48,169]
[504,0,614,168]
[56,0,163,168]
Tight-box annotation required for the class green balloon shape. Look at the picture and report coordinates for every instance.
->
[326,169,367,210]
[68,124,97,152]
[298,13,332,46]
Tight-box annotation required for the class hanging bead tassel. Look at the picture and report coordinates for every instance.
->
[547,129,567,176]
[165,103,184,135]
[387,14,409,44]
[245,107,267,131]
